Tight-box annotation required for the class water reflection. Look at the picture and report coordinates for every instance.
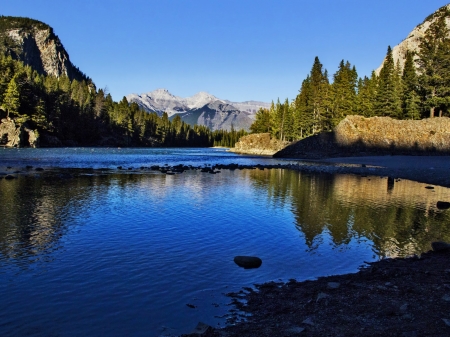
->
[1,169,450,336]
[247,169,450,258]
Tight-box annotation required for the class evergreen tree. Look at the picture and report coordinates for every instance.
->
[374,46,402,118]
[329,60,358,126]
[309,57,330,133]
[402,51,421,119]
[416,10,450,117]
[250,107,271,133]
[2,75,20,118]
[356,74,377,117]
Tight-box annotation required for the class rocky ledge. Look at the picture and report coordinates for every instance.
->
[275,115,450,159]
[230,133,290,156]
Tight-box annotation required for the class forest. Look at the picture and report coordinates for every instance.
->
[250,9,450,142]
[0,54,245,147]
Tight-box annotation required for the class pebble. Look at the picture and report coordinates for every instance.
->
[327,282,340,289]
[316,292,329,302]
[302,318,314,326]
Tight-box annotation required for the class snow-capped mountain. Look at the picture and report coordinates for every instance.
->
[126,89,270,131]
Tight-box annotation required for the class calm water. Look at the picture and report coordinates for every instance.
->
[1,148,450,336]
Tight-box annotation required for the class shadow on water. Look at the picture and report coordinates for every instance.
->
[246,169,450,258]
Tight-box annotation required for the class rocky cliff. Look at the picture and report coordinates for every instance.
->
[0,16,87,81]
[376,4,450,74]
[0,118,38,147]
[230,133,290,155]
[274,115,450,159]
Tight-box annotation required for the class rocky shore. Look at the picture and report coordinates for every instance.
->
[274,116,450,159]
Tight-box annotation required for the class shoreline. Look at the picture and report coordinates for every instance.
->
[2,155,449,188]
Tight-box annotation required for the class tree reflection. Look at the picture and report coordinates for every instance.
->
[248,169,450,258]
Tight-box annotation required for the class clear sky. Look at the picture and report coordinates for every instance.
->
[2,0,449,103]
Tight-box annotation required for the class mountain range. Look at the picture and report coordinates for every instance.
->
[126,89,270,131]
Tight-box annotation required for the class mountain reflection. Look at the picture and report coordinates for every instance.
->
[247,169,450,258]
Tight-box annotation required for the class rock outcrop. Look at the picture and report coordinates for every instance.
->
[376,4,450,74]
[230,133,290,155]
[0,16,88,82]
[274,115,450,159]
[0,118,39,147]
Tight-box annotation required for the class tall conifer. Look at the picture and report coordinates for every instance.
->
[375,46,402,118]
[416,10,450,117]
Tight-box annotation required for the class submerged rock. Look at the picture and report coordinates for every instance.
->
[189,322,213,335]
[437,201,450,210]
[234,256,262,269]
[432,241,450,252]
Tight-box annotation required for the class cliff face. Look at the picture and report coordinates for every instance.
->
[230,133,290,156]
[0,118,38,148]
[274,115,450,159]
[0,16,87,81]
[376,4,450,74]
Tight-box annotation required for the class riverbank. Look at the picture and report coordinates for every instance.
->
[183,247,450,337]
[177,155,450,337]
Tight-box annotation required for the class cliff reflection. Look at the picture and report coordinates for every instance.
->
[248,169,450,258]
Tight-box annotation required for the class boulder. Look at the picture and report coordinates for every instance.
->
[437,201,450,210]
[431,241,450,252]
[234,256,262,269]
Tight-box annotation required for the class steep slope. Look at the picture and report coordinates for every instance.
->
[0,16,88,82]
[376,4,450,73]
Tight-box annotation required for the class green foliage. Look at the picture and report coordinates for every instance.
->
[416,9,450,117]
[250,107,272,134]
[374,46,402,118]
[402,51,421,119]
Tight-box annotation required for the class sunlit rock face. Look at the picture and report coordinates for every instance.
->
[230,133,290,155]
[376,4,450,74]
[0,17,87,82]
[275,115,450,158]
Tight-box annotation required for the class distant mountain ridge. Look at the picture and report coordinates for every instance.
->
[126,89,270,131]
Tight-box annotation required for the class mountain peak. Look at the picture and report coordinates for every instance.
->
[0,16,88,82]
[376,3,450,74]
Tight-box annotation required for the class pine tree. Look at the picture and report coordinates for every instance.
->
[2,75,20,118]
[402,51,421,119]
[329,60,358,126]
[416,10,450,117]
[374,46,402,118]
[293,76,312,138]
[311,57,329,133]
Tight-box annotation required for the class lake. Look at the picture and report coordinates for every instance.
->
[1,148,449,336]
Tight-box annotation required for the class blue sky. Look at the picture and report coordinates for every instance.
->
[2,0,449,103]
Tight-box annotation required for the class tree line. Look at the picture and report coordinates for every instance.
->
[251,8,450,141]
[0,55,245,147]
